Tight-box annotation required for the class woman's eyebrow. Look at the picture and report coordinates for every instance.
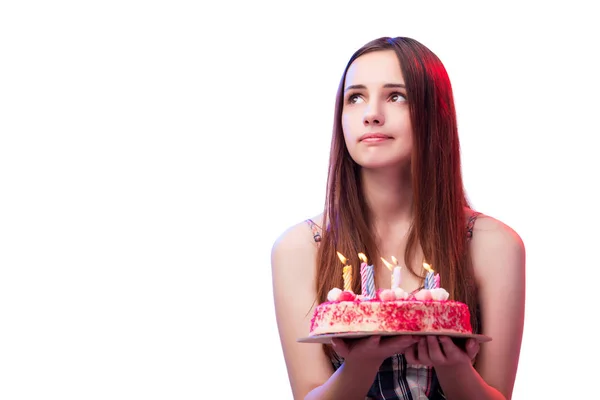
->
[344,83,406,92]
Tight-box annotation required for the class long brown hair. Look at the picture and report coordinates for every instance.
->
[315,37,480,343]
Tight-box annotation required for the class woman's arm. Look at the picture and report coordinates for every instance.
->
[271,222,335,399]
[272,221,381,399]
[435,216,525,400]
[467,216,526,400]
[404,215,525,400]
[272,221,416,399]
[303,357,382,400]
[434,359,507,400]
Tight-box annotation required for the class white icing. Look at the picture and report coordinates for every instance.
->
[414,289,432,301]
[430,288,450,301]
[379,289,396,301]
[327,288,342,301]
[393,287,409,299]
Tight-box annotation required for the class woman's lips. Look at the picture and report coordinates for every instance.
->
[360,133,392,143]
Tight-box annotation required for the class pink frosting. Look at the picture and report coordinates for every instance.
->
[309,298,472,335]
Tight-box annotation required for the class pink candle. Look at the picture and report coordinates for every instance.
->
[358,253,372,297]
[360,263,368,296]
[433,273,440,289]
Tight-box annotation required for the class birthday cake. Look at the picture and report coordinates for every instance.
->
[308,253,473,337]
[309,287,472,336]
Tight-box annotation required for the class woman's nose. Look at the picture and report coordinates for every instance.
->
[363,104,385,126]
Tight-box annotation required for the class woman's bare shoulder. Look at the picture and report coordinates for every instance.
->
[470,212,524,252]
[271,213,324,257]
[468,211,526,297]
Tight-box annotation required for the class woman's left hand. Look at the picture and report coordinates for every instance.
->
[404,335,479,367]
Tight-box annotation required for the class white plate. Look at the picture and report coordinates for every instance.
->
[298,331,492,344]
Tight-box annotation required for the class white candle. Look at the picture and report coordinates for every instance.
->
[380,256,396,289]
[392,266,402,289]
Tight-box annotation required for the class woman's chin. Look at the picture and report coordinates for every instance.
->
[353,153,408,169]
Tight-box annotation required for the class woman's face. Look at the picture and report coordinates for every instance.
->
[341,50,413,170]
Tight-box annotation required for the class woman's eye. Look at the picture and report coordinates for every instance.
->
[390,93,406,102]
[348,94,363,104]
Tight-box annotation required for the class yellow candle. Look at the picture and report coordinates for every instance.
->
[337,251,352,291]
[343,265,352,291]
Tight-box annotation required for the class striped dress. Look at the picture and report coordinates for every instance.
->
[306,212,481,400]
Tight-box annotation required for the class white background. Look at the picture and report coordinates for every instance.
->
[1,1,598,399]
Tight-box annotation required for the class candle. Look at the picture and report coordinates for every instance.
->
[433,273,440,289]
[359,253,375,298]
[366,265,375,297]
[381,256,401,289]
[343,266,352,291]
[337,251,353,292]
[423,262,434,290]
[391,256,402,290]
[392,267,401,290]
[359,253,369,296]
[381,256,396,289]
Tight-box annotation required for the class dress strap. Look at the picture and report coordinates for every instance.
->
[466,211,481,241]
[305,219,322,244]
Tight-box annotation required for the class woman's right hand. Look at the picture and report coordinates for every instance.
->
[331,335,420,365]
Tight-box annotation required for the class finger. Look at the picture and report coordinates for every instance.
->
[404,344,418,365]
[417,337,433,366]
[347,335,380,352]
[438,336,462,360]
[465,338,480,360]
[383,335,420,352]
[368,335,382,345]
[331,338,348,356]
[426,335,446,364]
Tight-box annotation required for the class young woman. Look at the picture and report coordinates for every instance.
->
[271,36,525,400]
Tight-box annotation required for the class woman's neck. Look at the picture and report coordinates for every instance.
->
[360,165,413,235]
